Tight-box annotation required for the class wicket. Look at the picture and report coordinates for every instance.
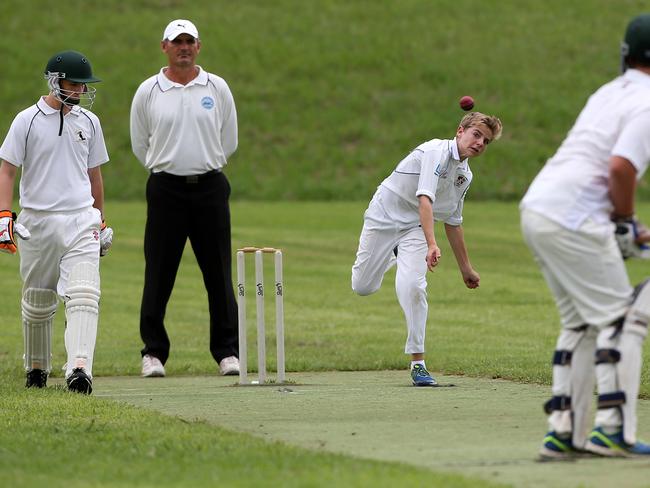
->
[236,247,285,385]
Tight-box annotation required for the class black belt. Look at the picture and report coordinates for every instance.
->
[153,170,220,184]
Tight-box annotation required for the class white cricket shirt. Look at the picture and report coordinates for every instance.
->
[380,138,472,226]
[130,66,238,175]
[521,69,650,230]
[0,97,109,211]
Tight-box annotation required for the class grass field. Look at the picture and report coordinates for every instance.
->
[5,200,650,385]
[3,1,650,486]
[2,0,650,200]
[2,201,650,487]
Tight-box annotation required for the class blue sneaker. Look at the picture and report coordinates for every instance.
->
[539,431,578,460]
[585,427,650,457]
[411,364,437,387]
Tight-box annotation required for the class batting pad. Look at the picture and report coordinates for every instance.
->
[567,327,597,448]
[64,262,100,378]
[548,326,596,448]
[595,281,650,445]
[22,288,58,373]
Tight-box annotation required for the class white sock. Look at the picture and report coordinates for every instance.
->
[411,360,425,369]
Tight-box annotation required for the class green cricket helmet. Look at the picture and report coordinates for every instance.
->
[622,13,650,72]
[44,50,101,108]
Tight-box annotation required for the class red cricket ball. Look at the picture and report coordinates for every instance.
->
[459,95,475,111]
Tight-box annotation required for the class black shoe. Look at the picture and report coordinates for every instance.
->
[66,368,93,394]
[26,369,48,388]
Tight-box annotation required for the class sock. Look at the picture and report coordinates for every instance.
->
[601,426,621,436]
[411,360,425,369]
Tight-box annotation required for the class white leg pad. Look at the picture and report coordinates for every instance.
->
[595,328,644,445]
[22,288,58,373]
[618,332,643,444]
[64,262,100,378]
[569,327,597,448]
[595,280,650,445]
[547,326,597,448]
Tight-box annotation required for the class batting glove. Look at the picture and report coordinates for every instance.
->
[0,210,16,254]
[614,217,650,259]
[0,210,30,254]
[100,220,113,257]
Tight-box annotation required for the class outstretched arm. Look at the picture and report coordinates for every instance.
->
[444,223,479,289]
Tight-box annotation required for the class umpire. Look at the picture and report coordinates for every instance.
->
[130,19,240,378]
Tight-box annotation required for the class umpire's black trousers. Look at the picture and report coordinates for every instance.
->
[140,170,238,365]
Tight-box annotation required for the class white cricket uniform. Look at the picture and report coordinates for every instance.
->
[130,66,237,174]
[520,68,650,446]
[352,138,471,353]
[520,68,650,328]
[0,96,108,377]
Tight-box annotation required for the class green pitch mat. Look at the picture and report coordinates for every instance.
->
[92,372,650,488]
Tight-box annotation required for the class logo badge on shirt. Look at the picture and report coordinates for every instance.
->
[76,130,87,142]
[434,164,449,179]
[455,175,468,187]
[201,97,215,109]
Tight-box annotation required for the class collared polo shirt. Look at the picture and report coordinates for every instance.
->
[130,66,238,175]
[0,97,109,211]
[521,69,650,230]
[380,138,472,226]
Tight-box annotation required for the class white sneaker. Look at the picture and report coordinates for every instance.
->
[142,354,165,377]
[219,356,240,376]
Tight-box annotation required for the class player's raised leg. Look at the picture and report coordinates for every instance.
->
[351,199,399,297]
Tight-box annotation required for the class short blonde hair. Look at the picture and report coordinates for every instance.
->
[459,112,503,141]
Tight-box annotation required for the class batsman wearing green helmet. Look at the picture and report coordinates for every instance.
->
[0,50,112,394]
[521,13,650,459]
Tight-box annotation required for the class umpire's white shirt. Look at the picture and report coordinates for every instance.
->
[380,138,471,226]
[521,69,650,229]
[0,97,109,211]
[130,66,238,175]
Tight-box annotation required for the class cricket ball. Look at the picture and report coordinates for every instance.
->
[459,95,474,111]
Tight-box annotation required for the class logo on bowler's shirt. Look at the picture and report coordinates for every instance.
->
[93,230,99,241]
[76,130,87,142]
[201,96,215,109]
[434,164,448,179]
[455,175,468,187]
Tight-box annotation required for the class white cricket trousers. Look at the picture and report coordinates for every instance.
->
[18,207,102,295]
[521,208,639,445]
[17,207,102,376]
[351,187,429,354]
[520,208,630,329]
